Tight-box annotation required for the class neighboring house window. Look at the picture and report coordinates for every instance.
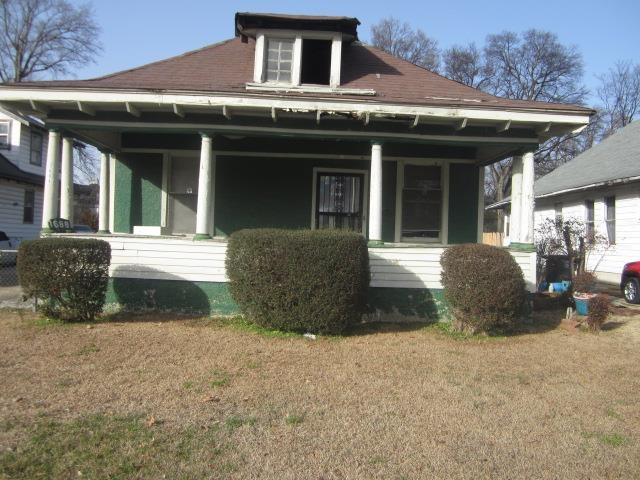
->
[400,164,442,242]
[604,196,616,244]
[265,38,294,83]
[23,190,35,224]
[30,131,43,166]
[0,120,10,149]
[585,199,595,242]
[554,202,563,223]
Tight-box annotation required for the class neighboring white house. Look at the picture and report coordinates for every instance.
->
[0,108,49,244]
[489,120,640,284]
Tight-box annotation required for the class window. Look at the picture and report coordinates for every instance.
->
[23,190,34,224]
[300,39,331,85]
[554,202,563,224]
[314,171,364,232]
[30,131,43,166]
[401,164,442,241]
[0,120,9,149]
[605,196,616,244]
[265,38,294,83]
[585,199,595,242]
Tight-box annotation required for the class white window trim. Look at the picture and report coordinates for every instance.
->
[394,159,449,245]
[253,29,343,88]
[0,119,10,149]
[311,167,369,236]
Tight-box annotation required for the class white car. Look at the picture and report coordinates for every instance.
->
[0,231,17,266]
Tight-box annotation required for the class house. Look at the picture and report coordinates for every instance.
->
[0,12,593,317]
[0,108,49,244]
[538,121,639,284]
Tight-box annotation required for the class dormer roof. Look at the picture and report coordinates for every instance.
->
[235,12,360,41]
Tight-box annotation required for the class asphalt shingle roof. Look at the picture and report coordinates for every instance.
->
[0,153,43,186]
[535,121,640,197]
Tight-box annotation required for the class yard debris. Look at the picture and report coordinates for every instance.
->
[202,395,220,403]
[145,416,157,427]
[303,333,317,340]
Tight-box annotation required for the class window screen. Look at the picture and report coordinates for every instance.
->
[265,38,294,83]
[401,165,442,241]
[23,190,35,224]
[585,199,595,242]
[604,196,615,244]
[30,131,43,166]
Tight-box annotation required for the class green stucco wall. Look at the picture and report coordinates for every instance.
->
[114,153,163,233]
[105,277,447,321]
[447,163,479,244]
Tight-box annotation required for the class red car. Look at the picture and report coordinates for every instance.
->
[621,262,640,304]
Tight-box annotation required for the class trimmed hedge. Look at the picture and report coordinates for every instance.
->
[18,238,111,321]
[226,229,369,334]
[441,243,527,333]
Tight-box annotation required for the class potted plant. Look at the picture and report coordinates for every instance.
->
[572,271,597,316]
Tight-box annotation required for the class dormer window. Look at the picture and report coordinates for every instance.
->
[265,38,294,83]
[253,33,341,88]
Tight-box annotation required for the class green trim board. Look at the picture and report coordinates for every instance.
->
[105,278,448,321]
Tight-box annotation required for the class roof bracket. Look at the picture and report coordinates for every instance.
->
[410,114,420,129]
[316,109,322,125]
[222,105,231,120]
[455,118,468,131]
[363,112,370,126]
[497,119,511,133]
[271,107,278,122]
[172,104,185,118]
[537,122,552,135]
[125,102,141,118]
[29,100,49,115]
[77,101,95,116]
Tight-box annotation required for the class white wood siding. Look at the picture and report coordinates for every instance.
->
[535,182,640,283]
[56,235,537,292]
[0,179,43,242]
[0,112,48,176]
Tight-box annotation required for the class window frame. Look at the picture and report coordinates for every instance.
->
[394,159,449,245]
[604,195,616,245]
[23,189,35,224]
[30,130,43,166]
[264,37,295,84]
[310,167,369,235]
[253,30,342,88]
[0,120,10,150]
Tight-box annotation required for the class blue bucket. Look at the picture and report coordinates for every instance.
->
[574,297,589,316]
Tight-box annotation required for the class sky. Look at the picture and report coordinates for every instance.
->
[69,0,640,106]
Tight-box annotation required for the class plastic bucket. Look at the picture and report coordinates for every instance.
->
[574,297,589,316]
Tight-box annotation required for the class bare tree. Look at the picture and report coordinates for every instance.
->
[597,61,640,136]
[0,0,101,82]
[444,30,589,230]
[442,43,492,89]
[370,17,439,72]
[73,144,99,184]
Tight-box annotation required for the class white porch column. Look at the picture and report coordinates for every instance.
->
[98,151,110,234]
[368,142,383,243]
[41,130,61,232]
[60,137,74,222]
[195,133,214,240]
[509,155,523,244]
[520,151,535,245]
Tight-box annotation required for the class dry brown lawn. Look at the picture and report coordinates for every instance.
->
[1,309,639,479]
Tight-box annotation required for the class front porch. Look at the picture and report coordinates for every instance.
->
[52,232,537,320]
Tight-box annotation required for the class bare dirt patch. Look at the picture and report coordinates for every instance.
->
[1,309,639,479]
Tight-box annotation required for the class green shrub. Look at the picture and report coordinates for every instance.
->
[18,238,111,321]
[226,229,369,335]
[587,294,610,332]
[440,243,527,333]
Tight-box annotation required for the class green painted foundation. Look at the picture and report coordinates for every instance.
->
[105,278,448,321]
